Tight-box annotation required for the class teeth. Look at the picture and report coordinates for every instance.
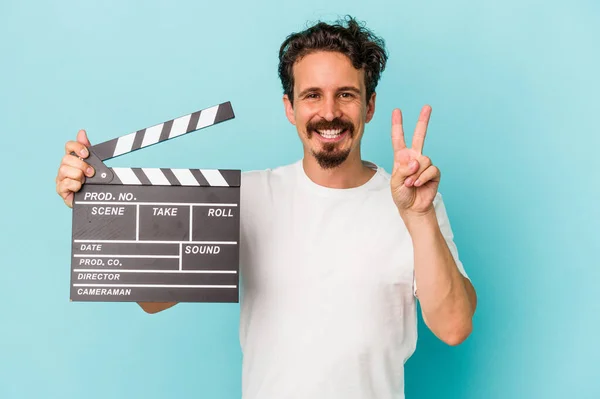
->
[316,129,344,138]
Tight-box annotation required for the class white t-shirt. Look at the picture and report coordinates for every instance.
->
[237,159,468,399]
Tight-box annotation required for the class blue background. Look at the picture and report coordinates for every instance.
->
[1,0,598,398]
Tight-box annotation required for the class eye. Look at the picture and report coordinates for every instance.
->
[340,92,355,99]
[306,93,319,99]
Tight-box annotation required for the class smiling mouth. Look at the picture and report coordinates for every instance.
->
[307,117,354,142]
[314,129,349,142]
[316,128,344,138]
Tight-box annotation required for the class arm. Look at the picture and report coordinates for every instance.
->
[137,302,178,314]
[402,209,476,345]
[389,105,476,345]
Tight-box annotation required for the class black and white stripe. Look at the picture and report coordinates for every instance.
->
[91,101,235,161]
[108,168,240,187]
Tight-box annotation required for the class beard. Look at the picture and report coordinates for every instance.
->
[312,145,351,169]
[306,117,355,169]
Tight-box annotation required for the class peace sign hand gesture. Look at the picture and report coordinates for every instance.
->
[390,105,440,217]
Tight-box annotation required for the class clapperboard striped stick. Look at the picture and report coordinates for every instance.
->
[84,101,239,187]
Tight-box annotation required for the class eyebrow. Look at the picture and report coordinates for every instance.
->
[297,86,362,98]
[337,86,361,95]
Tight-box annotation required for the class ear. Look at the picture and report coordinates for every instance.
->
[365,92,376,123]
[283,94,296,126]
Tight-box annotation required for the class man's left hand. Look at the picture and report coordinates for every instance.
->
[390,105,440,218]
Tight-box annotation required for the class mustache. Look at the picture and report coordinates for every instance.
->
[306,118,354,136]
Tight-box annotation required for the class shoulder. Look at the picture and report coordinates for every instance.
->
[240,160,300,201]
[241,161,299,186]
[238,161,299,228]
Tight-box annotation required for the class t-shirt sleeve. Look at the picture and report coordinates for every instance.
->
[413,192,469,297]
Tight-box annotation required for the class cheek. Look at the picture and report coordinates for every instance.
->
[340,102,362,120]
[298,111,319,127]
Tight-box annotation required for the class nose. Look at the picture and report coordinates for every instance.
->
[320,95,342,121]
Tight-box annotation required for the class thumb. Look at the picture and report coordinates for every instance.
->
[77,129,91,147]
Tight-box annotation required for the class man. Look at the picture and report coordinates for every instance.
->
[56,16,476,399]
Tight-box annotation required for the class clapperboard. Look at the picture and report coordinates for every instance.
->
[70,101,241,303]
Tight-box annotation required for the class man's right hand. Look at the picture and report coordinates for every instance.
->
[56,130,96,208]
[55,129,178,314]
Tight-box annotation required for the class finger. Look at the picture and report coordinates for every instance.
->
[65,139,90,158]
[414,165,441,187]
[393,152,420,178]
[57,164,86,184]
[404,156,432,187]
[63,193,74,208]
[391,108,406,153]
[77,129,92,147]
[57,178,83,207]
[60,154,95,177]
[57,178,83,196]
[411,105,432,154]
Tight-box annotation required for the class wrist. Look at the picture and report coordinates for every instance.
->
[399,206,437,233]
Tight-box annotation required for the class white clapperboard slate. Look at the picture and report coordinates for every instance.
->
[70,101,241,303]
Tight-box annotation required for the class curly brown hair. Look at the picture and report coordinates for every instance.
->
[278,15,388,106]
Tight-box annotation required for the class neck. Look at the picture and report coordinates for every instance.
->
[302,150,375,189]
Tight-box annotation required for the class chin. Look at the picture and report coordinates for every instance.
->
[311,147,351,169]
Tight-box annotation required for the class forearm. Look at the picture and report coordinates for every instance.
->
[402,209,475,345]
[137,302,178,314]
